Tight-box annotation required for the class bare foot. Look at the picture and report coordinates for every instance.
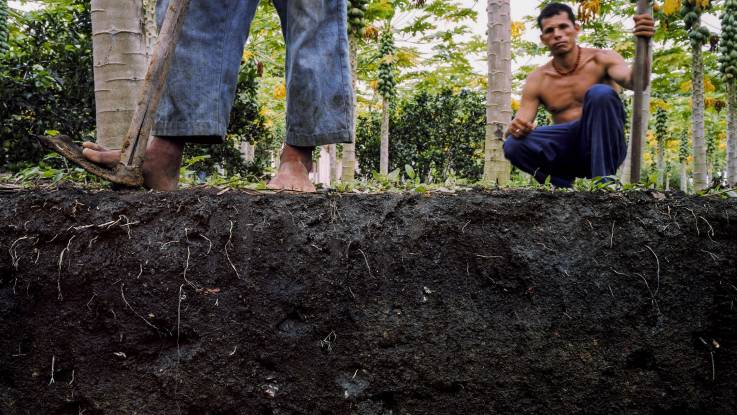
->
[267,144,316,192]
[81,142,120,168]
[81,137,184,191]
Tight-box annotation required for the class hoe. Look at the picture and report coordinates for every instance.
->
[37,0,191,187]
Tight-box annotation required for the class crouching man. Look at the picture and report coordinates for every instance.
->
[503,3,655,187]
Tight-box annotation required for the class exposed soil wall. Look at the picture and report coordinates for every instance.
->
[0,189,736,414]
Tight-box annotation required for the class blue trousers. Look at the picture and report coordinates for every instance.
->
[503,84,627,187]
[153,0,354,146]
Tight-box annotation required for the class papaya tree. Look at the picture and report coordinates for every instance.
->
[0,0,8,56]
[91,0,158,149]
[679,130,690,191]
[343,0,369,182]
[377,25,396,176]
[680,0,711,190]
[720,0,737,186]
[484,0,511,185]
[655,106,668,188]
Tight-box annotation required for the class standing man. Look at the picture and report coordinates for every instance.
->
[503,3,655,187]
[82,0,354,192]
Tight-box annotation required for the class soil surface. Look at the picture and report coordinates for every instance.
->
[0,189,735,414]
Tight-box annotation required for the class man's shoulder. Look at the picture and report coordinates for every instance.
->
[586,47,622,62]
[526,65,549,84]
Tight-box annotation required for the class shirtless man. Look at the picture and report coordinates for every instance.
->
[503,3,655,187]
[82,0,354,192]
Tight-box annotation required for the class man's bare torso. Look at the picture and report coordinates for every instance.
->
[530,48,619,124]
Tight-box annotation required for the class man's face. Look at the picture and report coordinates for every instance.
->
[539,12,580,56]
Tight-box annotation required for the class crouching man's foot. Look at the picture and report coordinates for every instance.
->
[267,144,316,193]
[81,137,184,191]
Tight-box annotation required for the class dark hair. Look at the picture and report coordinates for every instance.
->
[537,3,577,30]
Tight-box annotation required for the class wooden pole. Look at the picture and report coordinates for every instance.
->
[629,0,652,183]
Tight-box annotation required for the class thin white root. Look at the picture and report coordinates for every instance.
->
[358,249,373,278]
[645,245,661,297]
[120,284,159,332]
[177,284,184,359]
[57,236,76,301]
[49,355,56,385]
[225,221,241,279]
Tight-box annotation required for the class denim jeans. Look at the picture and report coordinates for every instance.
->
[503,84,627,187]
[153,0,354,147]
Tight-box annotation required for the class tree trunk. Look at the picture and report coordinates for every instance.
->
[341,37,358,182]
[329,144,338,182]
[728,82,737,187]
[657,135,665,188]
[240,141,255,163]
[317,146,331,186]
[91,0,157,149]
[380,97,390,175]
[621,86,651,184]
[483,0,511,185]
[692,29,708,191]
[680,161,689,192]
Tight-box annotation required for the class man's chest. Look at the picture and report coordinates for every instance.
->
[539,63,610,113]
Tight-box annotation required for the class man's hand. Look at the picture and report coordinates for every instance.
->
[506,118,534,139]
[633,14,655,38]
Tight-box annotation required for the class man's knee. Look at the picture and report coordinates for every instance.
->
[585,84,618,103]
[503,136,521,163]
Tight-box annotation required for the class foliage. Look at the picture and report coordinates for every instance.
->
[0,0,94,171]
[356,88,485,182]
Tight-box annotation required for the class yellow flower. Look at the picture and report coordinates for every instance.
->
[511,21,525,41]
[663,0,680,15]
[242,50,254,60]
[272,83,286,100]
[704,77,716,93]
[511,99,520,111]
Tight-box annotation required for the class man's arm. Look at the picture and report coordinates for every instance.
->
[506,74,541,139]
[604,13,656,90]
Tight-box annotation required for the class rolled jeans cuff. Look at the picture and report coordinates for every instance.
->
[287,129,353,147]
[152,121,225,144]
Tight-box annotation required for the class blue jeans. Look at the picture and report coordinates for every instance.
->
[153,0,354,147]
[503,84,627,187]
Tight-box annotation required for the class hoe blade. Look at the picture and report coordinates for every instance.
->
[36,135,144,187]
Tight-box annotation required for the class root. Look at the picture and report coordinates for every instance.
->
[644,245,661,297]
[10,236,31,270]
[698,216,716,243]
[609,221,615,248]
[182,228,199,290]
[475,254,503,259]
[49,355,56,385]
[701,250,720,262]
[200,234,213,255]
[57,236,76,301]
[177,284,185,359]
[358,249,373,278]
[225,221,241,280]
[610,268,660,314]
[120,283,160,332]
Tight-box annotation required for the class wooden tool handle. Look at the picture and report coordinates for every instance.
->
[629,0,652,183]
[119,0,192,168]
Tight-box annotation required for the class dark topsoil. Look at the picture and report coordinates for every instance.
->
[0,189,735,415]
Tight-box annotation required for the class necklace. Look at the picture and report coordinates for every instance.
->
[551,45,581,77]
